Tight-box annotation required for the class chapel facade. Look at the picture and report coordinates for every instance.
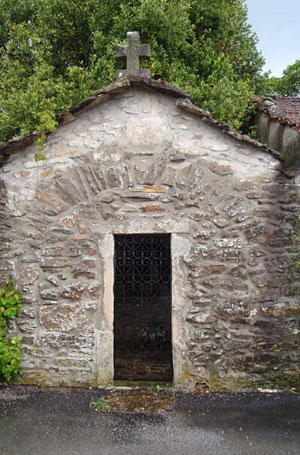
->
[0,33,299,390]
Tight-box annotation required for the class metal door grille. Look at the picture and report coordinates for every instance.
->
[114,234,172,381]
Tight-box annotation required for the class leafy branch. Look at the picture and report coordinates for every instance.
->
[0,279,23,382]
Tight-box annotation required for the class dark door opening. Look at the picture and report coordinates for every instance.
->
[114,234,173,381]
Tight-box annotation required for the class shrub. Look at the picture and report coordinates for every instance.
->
[0,337,23,381]
[0,279,23,382]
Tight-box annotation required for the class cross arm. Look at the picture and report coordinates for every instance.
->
[116,46,127,60]
[139,44,151,59]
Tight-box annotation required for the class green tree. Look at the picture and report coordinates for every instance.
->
[0,0,265,145]
[261,75,281,96]
[277,60,300,97]
[261,60,300,98]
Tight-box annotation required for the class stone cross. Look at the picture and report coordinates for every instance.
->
[116,31,151,79]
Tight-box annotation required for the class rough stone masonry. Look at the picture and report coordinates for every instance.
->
[0,74,300,390]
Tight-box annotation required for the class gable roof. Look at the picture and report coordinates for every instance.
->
[254,97,300,132]
[0,76,282,162]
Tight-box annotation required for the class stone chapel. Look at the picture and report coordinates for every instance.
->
[0,32,299,391]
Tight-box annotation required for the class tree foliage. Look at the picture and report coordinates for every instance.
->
[280,60,300,96]
[274,60,300,97]
[0,0,265,144]
[261,60,300,98]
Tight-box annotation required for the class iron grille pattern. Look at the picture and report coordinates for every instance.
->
[114,234,171,301]
[114,234,172,381]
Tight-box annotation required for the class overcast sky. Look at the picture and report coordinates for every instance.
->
[245,0,300,76]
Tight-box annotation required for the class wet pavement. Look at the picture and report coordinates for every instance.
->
[0,385,300,455]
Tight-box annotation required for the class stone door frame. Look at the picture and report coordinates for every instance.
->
[97,222,190,386]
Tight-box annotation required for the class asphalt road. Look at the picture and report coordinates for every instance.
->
[0,385,299,455]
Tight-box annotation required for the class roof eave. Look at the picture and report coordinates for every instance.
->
[0,77,283,165]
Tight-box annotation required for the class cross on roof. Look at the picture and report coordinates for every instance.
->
[116,31,151,79]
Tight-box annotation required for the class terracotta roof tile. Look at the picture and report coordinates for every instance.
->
[255,97,300,131]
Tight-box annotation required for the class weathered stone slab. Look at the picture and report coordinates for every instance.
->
[40,304,87,331]
[60,282,87,300]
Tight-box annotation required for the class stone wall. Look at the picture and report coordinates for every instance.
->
[1,87,300,390]
[257,112,300,171]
